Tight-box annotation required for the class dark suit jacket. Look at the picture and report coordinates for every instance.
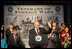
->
[8,34,24,48]
[6,28,12,40]
[6,28,12,47]
[29,28,48,35]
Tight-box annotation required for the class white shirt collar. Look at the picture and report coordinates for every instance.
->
[35,28,39,33]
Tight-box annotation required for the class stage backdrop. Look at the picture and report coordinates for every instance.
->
[4,5,64,47]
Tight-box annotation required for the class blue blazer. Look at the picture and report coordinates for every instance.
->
[1,39,8,48]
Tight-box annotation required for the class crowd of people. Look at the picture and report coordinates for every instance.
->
[1,21,71,48]
[47,21,71,48]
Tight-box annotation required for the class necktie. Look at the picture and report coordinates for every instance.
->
[36,29,39,35]
[14,35,16,42]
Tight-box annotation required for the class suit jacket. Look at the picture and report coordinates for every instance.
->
[8,34,24,48]
[29,28,48,35]
[6,28,12,47]
[6,28,12,40]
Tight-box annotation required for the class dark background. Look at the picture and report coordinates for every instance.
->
[0,1,72,27]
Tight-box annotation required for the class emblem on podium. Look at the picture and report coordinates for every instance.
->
[35,35,42,42]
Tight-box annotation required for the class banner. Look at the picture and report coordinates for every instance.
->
[4,5,64,39]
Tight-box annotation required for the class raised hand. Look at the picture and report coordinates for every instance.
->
[48,21,51,28]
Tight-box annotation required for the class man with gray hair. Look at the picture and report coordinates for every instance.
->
[29,21,49,48]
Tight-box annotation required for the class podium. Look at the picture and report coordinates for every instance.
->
[29,34,48,47]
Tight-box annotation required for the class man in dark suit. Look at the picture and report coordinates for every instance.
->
[6,23,14,47]
[29,21,48,48]
[8,28,24,48]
